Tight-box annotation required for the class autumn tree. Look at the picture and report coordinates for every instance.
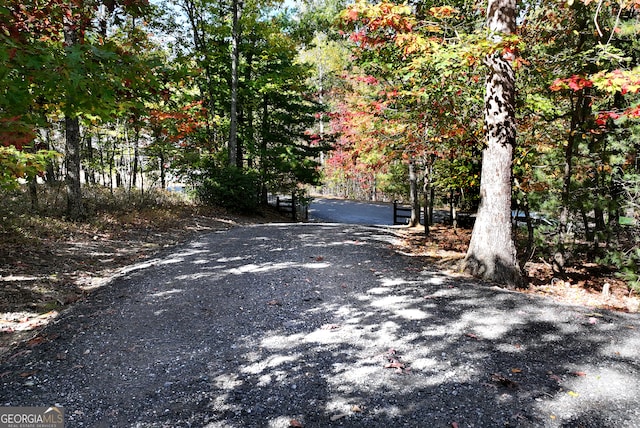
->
[461,0,523,287]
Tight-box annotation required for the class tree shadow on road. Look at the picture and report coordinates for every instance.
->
[139,224,640,427]
[1,224,639,427]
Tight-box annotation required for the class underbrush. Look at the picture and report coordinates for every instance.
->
[0,184,201,243]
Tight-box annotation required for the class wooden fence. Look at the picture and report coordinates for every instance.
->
[393,200,413,225]
[268,193,309,221]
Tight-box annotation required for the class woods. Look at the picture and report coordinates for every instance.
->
[1,0,639,290]
[1,0,327,216]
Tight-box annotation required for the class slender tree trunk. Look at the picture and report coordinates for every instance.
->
[462,0,523,288]
[245,50,254,168]
[449,190,458,230]
[259,94,269,205]
[229,0,242,167]
[408,160,420,227]
[132,128,140,188]
[63,13,85,220]
[98,133,105,187]
[44,128,57,184]
[28,179,38,210]
[423,160,434,236]
[556,90,591,272]
[159,151,166,190]
[65,116,85,219]
[85,134,96,185]
[109,140,114,192]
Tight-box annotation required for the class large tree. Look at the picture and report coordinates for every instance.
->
[462,0,523,287]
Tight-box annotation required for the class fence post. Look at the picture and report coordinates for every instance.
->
[393,200,398,225]
[291,192,297,221]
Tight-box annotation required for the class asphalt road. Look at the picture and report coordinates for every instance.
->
[309,198,395,225]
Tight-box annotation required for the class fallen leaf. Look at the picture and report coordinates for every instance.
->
[491,373,518,388]
[289,419,303,427]
[27,336,47,347]
[351,405,362,413]
[572,371,586,377]
[567,390,579,397]
[511,368,522,373]
[267,299,282,306]
[384,361,405,370]
[320,324,341,330]
[549,374,562,383]
[19,370,38,378]
[465,333,479,340]
[451,423,459,428]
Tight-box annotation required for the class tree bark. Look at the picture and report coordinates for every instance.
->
[64,15,85,220]
[462,0,523,288]
[65,115,85,219]
[408,160,420,227]
[229,0,242,167]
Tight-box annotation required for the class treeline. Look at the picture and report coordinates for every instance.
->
[0,0,331,216]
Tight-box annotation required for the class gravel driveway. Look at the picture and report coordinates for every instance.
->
[1,223,640,427]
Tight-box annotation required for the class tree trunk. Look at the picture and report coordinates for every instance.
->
[44,128,57,184]
[159,151,166,190]
[28,177,38,211]
[132,127,140,188]
[423,159,434,236]
[462,0,523,288]
[449,190,458,229]
[65,115,85,219]
[408,160,420,227]
[63,11,85,220]
[85,134,95,185]
[228,0,242,167]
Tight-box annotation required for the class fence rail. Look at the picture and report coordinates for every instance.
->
[393,200,412,225]
[268,193,309,221]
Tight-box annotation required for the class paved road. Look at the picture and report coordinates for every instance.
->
[1,223,639,427]
[309,198,395,225]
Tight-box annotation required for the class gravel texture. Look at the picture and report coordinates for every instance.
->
[1,223,640,427]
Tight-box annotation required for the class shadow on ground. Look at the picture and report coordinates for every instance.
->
[1,224,639,427]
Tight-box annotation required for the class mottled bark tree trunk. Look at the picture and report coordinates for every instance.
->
[462,0,523,288]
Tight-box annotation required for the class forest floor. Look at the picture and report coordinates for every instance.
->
[1,199,638,360]
[395,224,639,313]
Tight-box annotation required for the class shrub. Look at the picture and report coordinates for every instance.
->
[194,164,260,214]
